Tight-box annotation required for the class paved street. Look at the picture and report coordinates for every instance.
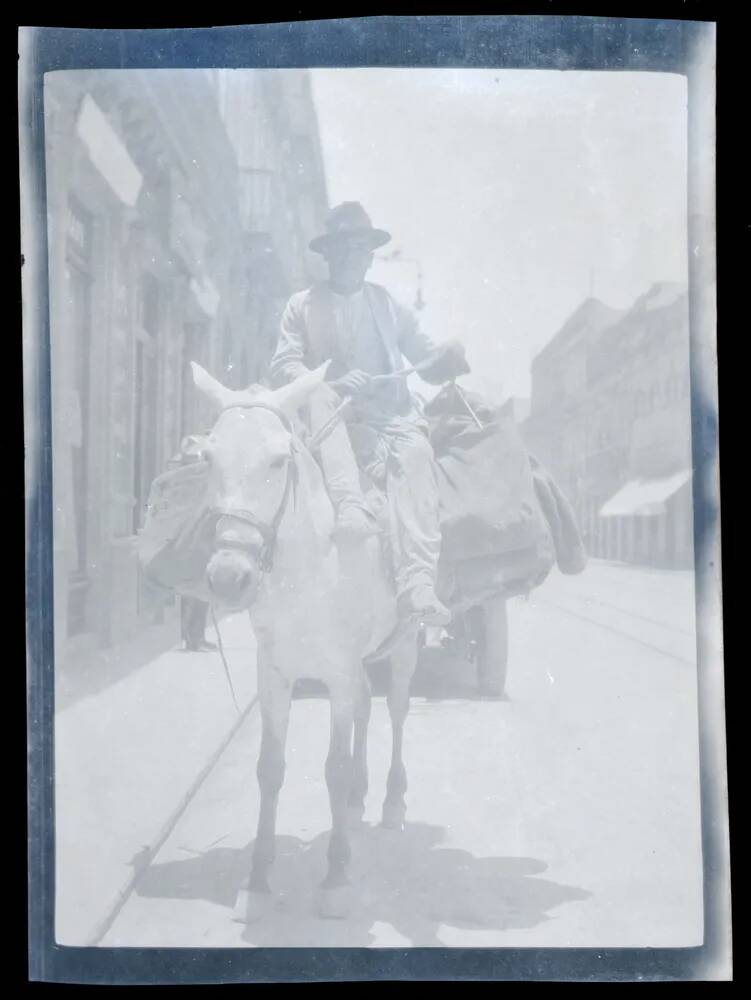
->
[81,563,702,947]
[81,560,704,949]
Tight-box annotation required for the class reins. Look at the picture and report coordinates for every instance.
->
[209,602,242,715]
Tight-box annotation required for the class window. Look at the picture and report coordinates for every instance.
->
[182,322,210,436]
[239,169,274,233]
[132,273,161,533]
[162,334,182,463]
[150,168,172,246]
[139,271,160,335]
[291,134,314,186]
[66,198,93,635]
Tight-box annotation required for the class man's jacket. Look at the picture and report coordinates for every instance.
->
[269,281,437,409]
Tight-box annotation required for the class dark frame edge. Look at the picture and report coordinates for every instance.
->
[21,16,727,983]
[20,24,56,985]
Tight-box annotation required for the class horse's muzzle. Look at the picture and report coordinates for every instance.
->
[206,549,259,608]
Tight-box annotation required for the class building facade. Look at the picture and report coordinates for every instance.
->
[214,69,329,386]
[498,396,530,425]
[523,283,693,569]
[45,69,328,664]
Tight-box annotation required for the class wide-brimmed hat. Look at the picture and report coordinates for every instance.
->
[309,201,391,254]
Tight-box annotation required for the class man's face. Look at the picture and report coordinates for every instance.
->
[324,236,374,290]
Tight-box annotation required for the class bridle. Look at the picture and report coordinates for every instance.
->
[207,400,298,573]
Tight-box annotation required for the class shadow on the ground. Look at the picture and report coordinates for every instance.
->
[133,822,589,946]
[55,608,244,712]
[55,618,182,712]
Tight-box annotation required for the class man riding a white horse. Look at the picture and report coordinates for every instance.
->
[270,201,469,628]
[178,203,472,919]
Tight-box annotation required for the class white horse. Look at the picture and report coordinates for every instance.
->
[191,360,423,920]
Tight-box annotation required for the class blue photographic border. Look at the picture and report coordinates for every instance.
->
[22,15,723,983]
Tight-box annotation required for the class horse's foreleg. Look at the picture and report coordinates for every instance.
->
[318,681,356,918]
[347,670,371,824]
[382,631,419,830]
[239,660,291,921]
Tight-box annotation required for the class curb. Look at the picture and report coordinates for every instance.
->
[87,694,259,946]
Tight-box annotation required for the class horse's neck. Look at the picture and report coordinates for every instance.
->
[268,442,335,585]
[253,440,397,657]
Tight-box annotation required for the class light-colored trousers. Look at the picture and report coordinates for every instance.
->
[308,385,442,600]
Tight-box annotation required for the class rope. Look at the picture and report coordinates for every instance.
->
[307,395,352,451]
[452,382,485,430]
[209,603,241,715]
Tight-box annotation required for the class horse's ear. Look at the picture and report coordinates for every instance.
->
[190,362,233,411]
[271,361,332,417]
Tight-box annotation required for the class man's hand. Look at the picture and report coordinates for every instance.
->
[330,370,373,396]
[415,340,471,385]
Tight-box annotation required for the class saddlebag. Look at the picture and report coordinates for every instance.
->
[426,383,585,605]
[137,449,215,601]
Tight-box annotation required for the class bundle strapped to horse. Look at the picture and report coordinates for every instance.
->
[138,446,215,601]
[139,380,585,615]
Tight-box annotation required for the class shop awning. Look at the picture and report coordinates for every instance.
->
[599,470,692,518]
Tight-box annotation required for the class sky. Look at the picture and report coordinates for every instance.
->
[310,68,688,400]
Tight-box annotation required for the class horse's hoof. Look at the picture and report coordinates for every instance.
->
[380,804,406,831]
[316,883,354,920]
[233,887,272,924]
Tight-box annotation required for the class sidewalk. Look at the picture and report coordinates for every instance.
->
[98,559,704,949]
[54,610,258,946]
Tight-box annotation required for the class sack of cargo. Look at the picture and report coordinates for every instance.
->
[425,383,586,607]
[137,439,215,600]
[426,384,549,563]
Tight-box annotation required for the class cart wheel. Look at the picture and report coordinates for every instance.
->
[469,596,509,699]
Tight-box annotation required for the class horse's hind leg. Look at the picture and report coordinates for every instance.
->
[382,629,419,830]
[237,660,291,923]
[318,680,357,918]
[348,671,371,825]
